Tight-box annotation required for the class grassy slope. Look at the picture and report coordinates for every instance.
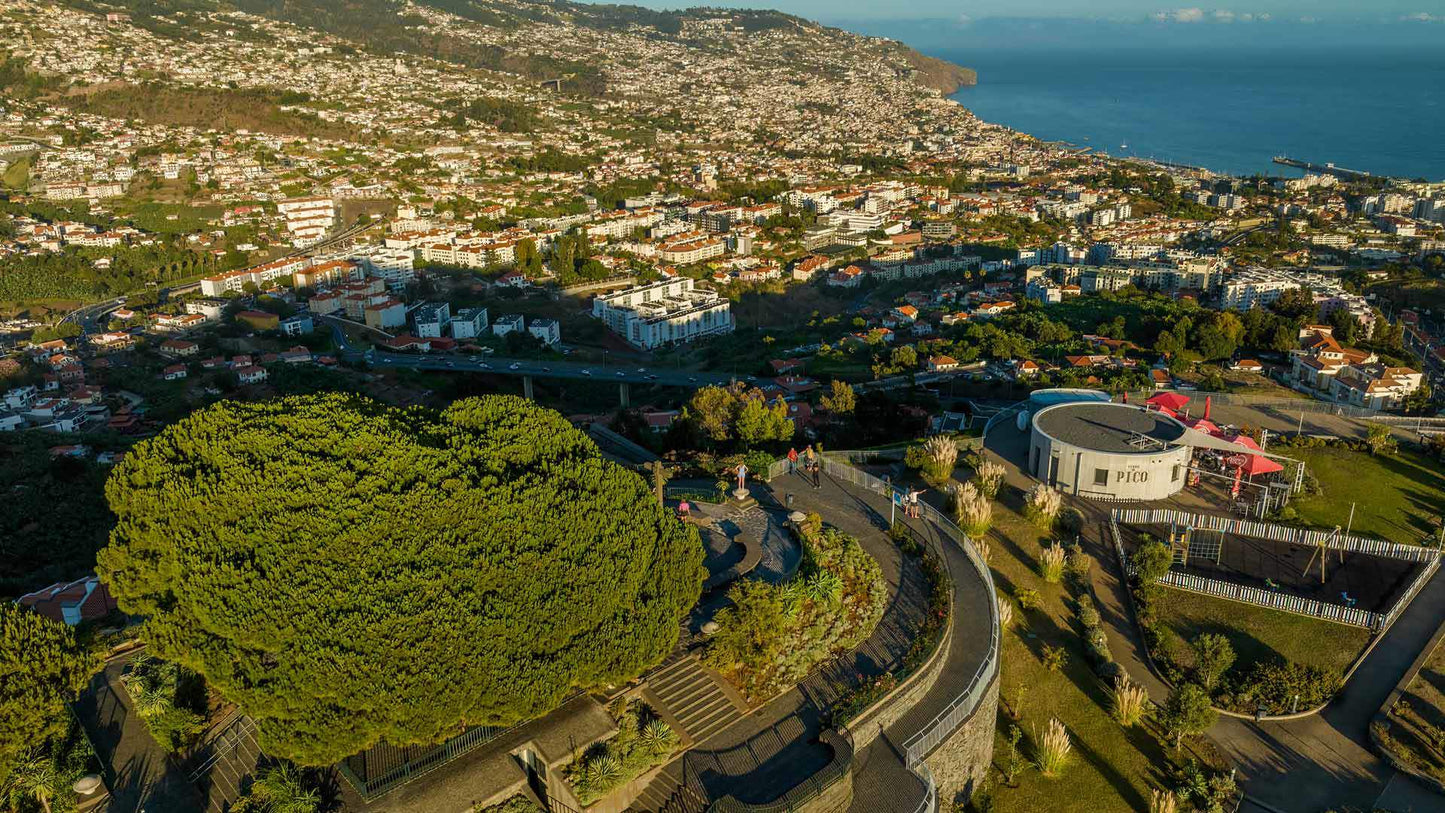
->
[1380,639,1445,784]
[1288,446,1445,544]
[986,505,1196,812]
[57,84,355,141]
[1154,589,1371,679]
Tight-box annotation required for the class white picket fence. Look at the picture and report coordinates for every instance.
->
[1158,570,1383,628]
[1111,508,1439,563]
[1110,517,1382,628]
[1111,513,1444,631]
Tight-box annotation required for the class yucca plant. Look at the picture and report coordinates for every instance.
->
[1041,644,1067,672]
[974,459,1005,498]
[587,753,622,787]
[1034,718,1072,777]
[1038,543,1067,584]
[637,719,675,756]
[1111,674,1149,727]
[805,570,843,604]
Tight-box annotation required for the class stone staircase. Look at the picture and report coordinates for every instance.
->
[641,654,746,748]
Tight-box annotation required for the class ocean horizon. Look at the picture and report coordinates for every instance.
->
[926,45,1445,181]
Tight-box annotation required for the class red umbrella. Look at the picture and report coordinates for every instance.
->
[1180,417,1220,435]
[1242,454,1283,476]
[1146,392,1191,412]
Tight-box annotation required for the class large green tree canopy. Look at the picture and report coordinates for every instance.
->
[98,394,704,765]
[0,603,97,784]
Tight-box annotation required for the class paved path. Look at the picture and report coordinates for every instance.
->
[73,656,206,813]
[631,468,996,813]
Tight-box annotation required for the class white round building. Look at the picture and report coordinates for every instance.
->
[1028,401,1192,501]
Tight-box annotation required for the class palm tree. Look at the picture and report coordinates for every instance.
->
[3,748,59,813]
[248,763,320,813]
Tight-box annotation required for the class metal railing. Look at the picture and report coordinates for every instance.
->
[337,721,517,800]
[1381,554,1443,632]
[906,758,937,813]
[982,402,1027,438]
[705,730,853,813]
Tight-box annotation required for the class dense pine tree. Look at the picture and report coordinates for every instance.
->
[98,394,704,765]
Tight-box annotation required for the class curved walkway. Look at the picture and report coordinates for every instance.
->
[985,414,1445,813]
[631,466,997,813]
[776,464,997,813]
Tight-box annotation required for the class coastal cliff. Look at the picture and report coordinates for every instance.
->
[896,47,978,94]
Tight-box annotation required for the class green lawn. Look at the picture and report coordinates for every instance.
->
[1287,446,1445,544]
[2,155,31,190]
[984,506,1212,812]
[1152,588,1371,680]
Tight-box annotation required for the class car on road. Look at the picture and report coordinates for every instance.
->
[542,367,552,373]
[647,374,658,381]
[445,361,455,367]
[688,376,697,383]
[637,367,647,373]
[581,369,591,376]
[479,362,491,370]
[509,363,521,370]
[616,371,625,378]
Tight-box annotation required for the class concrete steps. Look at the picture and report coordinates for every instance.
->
[642,655,745,748]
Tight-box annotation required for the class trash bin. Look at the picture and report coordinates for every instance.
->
[786,493,794,509]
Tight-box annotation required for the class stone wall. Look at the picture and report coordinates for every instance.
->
[847,616,954,751]
[924,671,1000,807]
[797,764,853,813]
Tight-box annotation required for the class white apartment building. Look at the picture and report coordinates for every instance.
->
[592,278,733,351]
[658,236,725,265]
[199,256,313,296]
[412,302,451,339]
[449,308,489,340]
[493,314,525,337]
[350,247,417,291]
[528,318,561,345]
[277,197,336,248]
[1219,270,1300,311]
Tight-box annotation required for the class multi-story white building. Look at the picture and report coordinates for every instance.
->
[412,302,451,338]
[277,197,336,248]
[528,318,561,345]
[363,298,406,331]
[492,314,525,337]
[199,257,314,296]
[349,247,417,291]
[657,236,725,265]
[1218,270,1301,311]
[449,307,489,340]
[592,278,733,351]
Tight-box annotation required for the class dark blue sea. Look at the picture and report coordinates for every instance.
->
[938,47,1445,181]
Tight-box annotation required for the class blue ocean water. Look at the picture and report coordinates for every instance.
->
[940,47,1445,181]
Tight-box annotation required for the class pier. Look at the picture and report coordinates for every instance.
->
[1273,156,1374,181]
